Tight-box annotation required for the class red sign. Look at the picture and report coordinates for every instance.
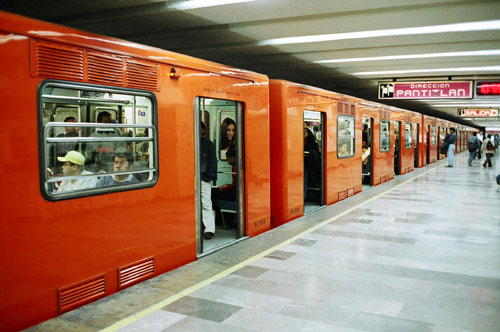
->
[476,81,500,96]
[379,81,472,99]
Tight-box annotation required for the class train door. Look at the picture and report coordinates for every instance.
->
[362,117,373,185]
[394,121,401,175]
[414,123,419,167]
[303,111,324,213]
[426,125,431,164]
[195,97,244,256]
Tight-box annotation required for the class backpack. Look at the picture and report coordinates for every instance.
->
[487,140,494,151]
[468,138,477,152]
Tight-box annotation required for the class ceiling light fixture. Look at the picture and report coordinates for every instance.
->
[314,50,500,64]
[353,66,500,76]
[258,20,500,46]
[169,0,255,11]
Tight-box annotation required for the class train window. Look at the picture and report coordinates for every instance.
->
[380,120,390,152]
[337,115,355,158]
[39,81,158,200]
[431,126,437,145]
[404,123,412,148]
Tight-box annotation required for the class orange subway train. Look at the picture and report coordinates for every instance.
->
[0,11,477,332]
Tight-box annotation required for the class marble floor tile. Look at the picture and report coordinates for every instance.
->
[349,312,434,332]
[161,296,242,323]
[115,310,185,332]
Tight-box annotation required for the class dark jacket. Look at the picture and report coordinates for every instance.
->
[446,132,456,145]
[200,137,217,182]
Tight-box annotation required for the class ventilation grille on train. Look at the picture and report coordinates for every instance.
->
[33,43,84,80]
[57,274,105,313]
[30,40,160,91]
[88,52,124,85]
[118,256,155,289]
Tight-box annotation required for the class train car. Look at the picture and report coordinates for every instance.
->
[0,11,271,332]
[269,80,361,227]
[423,114,440,165]
[358,101,395,186]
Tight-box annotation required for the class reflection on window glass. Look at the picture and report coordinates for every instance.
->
[405,124,412,148]
[431,126,437,145]
[41,82,157,199]
[380,120,390,152]
[337,115,355,158]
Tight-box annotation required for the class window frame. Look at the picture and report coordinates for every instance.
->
[337,114,355,159]
[404,123,413,149]
[38,80,159,201]
[380,120,391,152]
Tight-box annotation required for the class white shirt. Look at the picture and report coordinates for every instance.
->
[57,170,98,193]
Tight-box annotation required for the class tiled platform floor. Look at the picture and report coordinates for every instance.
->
[25,153,500,332]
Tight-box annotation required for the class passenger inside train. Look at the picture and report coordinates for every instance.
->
[55,151,98,193]
[220,117,236,157]
[303,128,321,200]
[212,146,237,227]
[97,149,138,187]
[85,111,122,173]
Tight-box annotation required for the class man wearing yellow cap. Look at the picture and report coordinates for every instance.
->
[57,151,98,193]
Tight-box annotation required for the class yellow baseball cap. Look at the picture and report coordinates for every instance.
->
[57,151,85,166]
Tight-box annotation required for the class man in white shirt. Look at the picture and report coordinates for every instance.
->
[56,151,98,193]
[477,131,484,159]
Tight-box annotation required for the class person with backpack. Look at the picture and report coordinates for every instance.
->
[481,134,495,168]
[467,132,480,166]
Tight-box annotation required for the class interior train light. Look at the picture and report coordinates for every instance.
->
[169,67,180,79]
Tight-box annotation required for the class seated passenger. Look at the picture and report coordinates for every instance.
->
[97,149,138,187]
[56,151,98,192]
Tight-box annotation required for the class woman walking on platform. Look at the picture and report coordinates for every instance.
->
[481,134,495,168]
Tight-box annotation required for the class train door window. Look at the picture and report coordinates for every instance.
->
[426,125,431,164]
[304,111,324,212]
[195,97,244,255]
[414,123,419,167]
[431,126,437,145]
[39,82,158,200]
[337,115,355,158]
[394,121,401,175]
[362,117,373,185]
[380,120,390,152]
[404,123,412,149]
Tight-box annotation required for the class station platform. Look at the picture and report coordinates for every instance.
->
[25,153,500,332]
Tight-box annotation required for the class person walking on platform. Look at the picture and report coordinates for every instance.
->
[477,131,484,160]
[444,127,456,167]
[467,132,480,166]
[481,134,495,168]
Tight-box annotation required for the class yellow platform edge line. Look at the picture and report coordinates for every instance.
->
[100,162,442,331]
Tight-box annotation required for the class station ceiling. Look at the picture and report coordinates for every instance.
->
[2,0,500,129]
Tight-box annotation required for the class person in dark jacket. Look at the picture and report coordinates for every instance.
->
[200,122,217,239]
[304,128,321,199]
[445,127,456,167]
[467,132,480,166]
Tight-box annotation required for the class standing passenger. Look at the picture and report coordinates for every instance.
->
[481,134,495,168]
[200,122,217,240]
[85,111,121,172]
[220,118,236,153]
[445,127,456,167]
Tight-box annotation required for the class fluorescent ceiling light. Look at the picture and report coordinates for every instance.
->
[353,66,500,76]
[169,0,254,11]
[314,50,500,64]
[258,20,500,46]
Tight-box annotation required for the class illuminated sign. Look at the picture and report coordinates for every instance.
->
[379,81,472,99]
[458,109,499,117]
[475,81,500,97]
